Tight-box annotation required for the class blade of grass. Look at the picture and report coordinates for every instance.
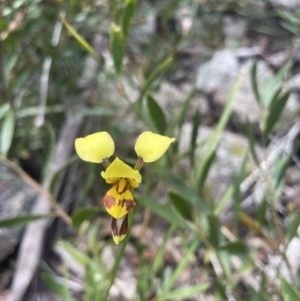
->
[251,61,261,105]
[155,240,199,300]
[122,0,138,39]
[196,75,244,189]
[0,214,52,228]
[110,23,125,75]
[60,14,100,64]
[147,93,167,134]
[162,283,209,300]
[138,57,174,105]
[137,194,190,230]
[151,224,176,275]
[0,105,15,156]
[281,279,300,301]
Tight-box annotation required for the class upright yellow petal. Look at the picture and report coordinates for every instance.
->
[75,132,114,163]
[134,131,176,163]
[101,157,142,183]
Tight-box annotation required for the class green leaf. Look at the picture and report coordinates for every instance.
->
[137,194,190,230]
[281,279,300,301]
[158,170,208,212]
[257,196,268,225]
[260,63,290,107]
[151,224,175,275]
[0,214,50,228]
[157,240,199,299]
[218,241,247,254]
[60,14,99,63]
[273,149,294,190]
[139,57,174,105]
[110,23,125,74]
[42,273,74,301]
[196,75,244,188]
[147,94,167,134]
[74,107,113,117]
[251,61,261,105]
[246,118,260,167]
[58,241,90,266]
[287,213,300,243]
[214,185,233,215]
[233,154,248,230]
[169,86,195,134]
[16,105,64,118]
[264,91,290,139]
[0,104,10,119]
[168,191,193,221]
[122,0,138,39]
[71,207,101,230]
[208,214,220,248]
[217,250,231,278]
[163,283,209,300]
[0,106,15,156]
[190,109,201,166]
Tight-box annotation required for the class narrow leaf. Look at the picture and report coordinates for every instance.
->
[159,240,199,297]
[137,194,190,230]
[196,75,244,188]
[151,224,175,275]
[42,273,74,301]
[169,86,195,134]
[246,118,260,167]
[218,241,247,254]
[60,14,99,63]
[0,214,50,228]
[110,23,125,74]
[0,106,15,156]
[163,283,209,300]
[251,61,261,105]
[233,154,248,231]
[168,191,193,221]
[287,213,300,243]
[147,94,167,134]
[281,279,300,301]
[58,241,90,266]
[71,207,101,230]
[139,57,174,104]
[257,196,268,225]
[264,91,290,138]
[208,214,220,248]
[122,0,138,39]
[190,109,201,166]
[0,104,10,119]
[158,170,208,212]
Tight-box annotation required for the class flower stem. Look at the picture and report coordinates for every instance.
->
[134,156,144,170]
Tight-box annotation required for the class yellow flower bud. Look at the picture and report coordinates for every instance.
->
[75,132,114,163]
[134,131,176,163]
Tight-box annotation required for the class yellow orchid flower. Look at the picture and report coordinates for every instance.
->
[74,131,175,244]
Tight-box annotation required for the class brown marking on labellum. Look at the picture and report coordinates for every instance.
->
[124,199,136,212]
[103,195,115,209]
[116,180,130,194]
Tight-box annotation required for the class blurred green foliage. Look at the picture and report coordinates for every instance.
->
[1,0,300,300]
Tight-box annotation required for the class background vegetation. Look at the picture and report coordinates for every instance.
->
[1,0,300,300]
